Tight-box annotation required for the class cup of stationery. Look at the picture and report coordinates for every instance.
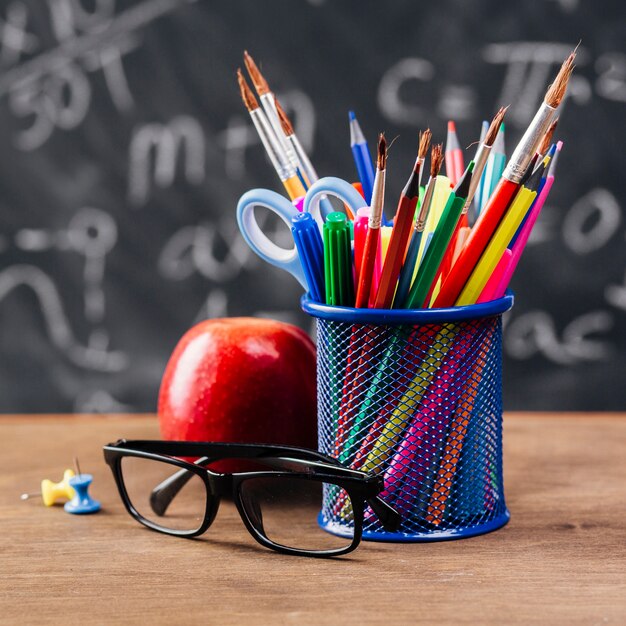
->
[301,293,514,541]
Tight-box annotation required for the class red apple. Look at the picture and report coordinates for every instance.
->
[158,318,318,452]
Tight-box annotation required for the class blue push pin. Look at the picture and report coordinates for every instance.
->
[64,458,100,515]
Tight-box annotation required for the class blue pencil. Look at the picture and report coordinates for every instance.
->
[349,111,375,205]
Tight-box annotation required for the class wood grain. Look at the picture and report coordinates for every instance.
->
[1,414,625,625]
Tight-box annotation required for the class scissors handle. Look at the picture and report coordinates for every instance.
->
[236,188,307,289]
[304,177,368,226]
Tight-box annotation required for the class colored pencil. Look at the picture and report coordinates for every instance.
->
[393,144,444,308]
[445,121,464,185]
[405,162,474,309]
[455,158,549,306]
[476,248,512,304]
[478,123,506,216]
[431,49,576,309]
[349,111,375,205]
[373,129,431,309]
[495,141,562,297]
[355,134,387,308]
[432,107,508,302]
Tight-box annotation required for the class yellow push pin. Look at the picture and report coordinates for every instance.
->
[21,469,76,506]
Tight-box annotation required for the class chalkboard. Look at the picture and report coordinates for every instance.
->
[0,0,625,413]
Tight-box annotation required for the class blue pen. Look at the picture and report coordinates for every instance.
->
[349,111,375,206]
[292,212,325,303]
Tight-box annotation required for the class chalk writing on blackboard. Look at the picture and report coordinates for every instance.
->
[0,0,191,150]
[128,115,206,206]
[504,310,614,364]
[2,207,126,372]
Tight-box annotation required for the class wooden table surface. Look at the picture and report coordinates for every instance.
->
[1,413,625,625]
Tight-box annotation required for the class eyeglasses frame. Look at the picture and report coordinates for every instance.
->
[103,439,400,558]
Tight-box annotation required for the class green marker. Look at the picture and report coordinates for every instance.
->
[405,161,474,309]
[323,212,354,306]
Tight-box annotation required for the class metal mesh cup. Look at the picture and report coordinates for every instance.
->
[302,293,514,542]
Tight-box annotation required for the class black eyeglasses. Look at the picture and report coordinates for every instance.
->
[103,439,400,557]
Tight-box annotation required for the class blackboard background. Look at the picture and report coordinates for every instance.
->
[0,0,625,413]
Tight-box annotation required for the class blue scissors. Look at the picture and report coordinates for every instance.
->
[236,177,367,290]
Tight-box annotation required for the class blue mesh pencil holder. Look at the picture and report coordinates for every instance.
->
[302,292,514,542]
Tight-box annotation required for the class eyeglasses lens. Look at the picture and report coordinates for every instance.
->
[239,476,354,552]
[120,456,207,532]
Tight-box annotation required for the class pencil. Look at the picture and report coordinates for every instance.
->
[431,49,575,309]
[445,121,464,185]
[455,158,549,306]
[373,129,431,309]
[355,134,387,308]
[393,143,443,308]
[237,69,306,200]
[495,141,562,297]
[349,111,375,205]
[405,161,474,309]
[478,122,506,216]
[432,107,508,302]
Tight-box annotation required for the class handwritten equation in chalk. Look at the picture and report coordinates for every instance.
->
[0,0,625,412]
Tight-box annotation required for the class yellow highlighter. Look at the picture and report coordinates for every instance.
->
[455,159,549,306]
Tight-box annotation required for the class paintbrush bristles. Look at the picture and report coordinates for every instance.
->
[430,143,443,177]
[377,133,387,170]
[237,68,258,111]
[539,118,558,155]
[485,106,508,146]
[418,129,432,160]
[275,100,294,136]
[545,50,576,108]
[243,50,270,96]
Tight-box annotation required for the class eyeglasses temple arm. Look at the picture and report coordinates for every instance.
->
[367,495,402,533]
[149,456,212,516]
